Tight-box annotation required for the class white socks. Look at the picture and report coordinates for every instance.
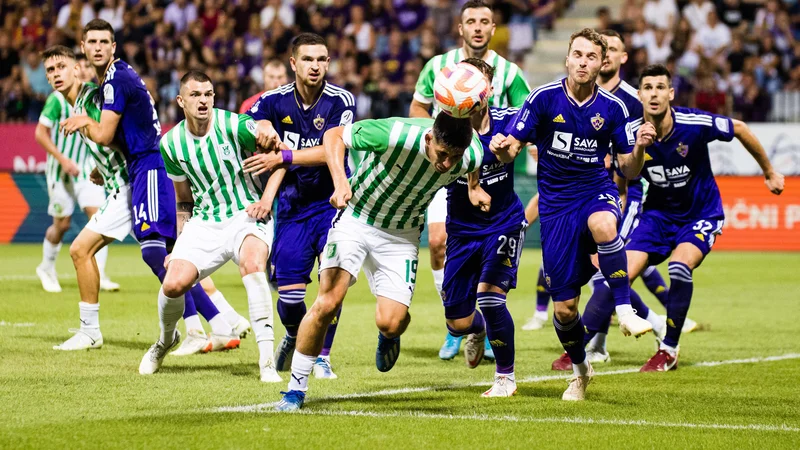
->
[615,304,634,317]
[208,315,233,335]
[184,314,203,333]
[573,360,590,377]
[95,246,109,279]
[432,268,444,300]
[646,309,666,336]
[659,342,678,356]
[41,238,61,271]
[79,302,99,331]
[209,290,240,326]
[288,351,316,392]
[243,273,274,366]
[587,332,607,353]
[158,288,185,345]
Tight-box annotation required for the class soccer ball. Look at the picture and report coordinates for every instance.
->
[433,62,490,118]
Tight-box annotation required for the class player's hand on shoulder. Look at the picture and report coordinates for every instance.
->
[243,151,282,175]
[246,199,272,220]
[468,184,491,212]
[329,184,352,210]
[765,170,785,195]
[636,121,657,147]
[89,168,104,186]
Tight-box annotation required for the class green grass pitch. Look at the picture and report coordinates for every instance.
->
[1,243,799,448]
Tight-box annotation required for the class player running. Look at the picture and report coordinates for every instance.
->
[440,58,525,396]
[139,70,281,381]
[409,0,531,361]
[270,111,486,411]
[627,64,783,371]
[58,20,236,352]
[35,50,119,294]
[490,28,656,401]
[244,33,356,380]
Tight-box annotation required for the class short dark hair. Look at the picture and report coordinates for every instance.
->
[569,28,608,60]
[596,6,610,16]
[75,53,87,62]
[291,32,326,56]
[432,113,474,152]
[83,19,115,42]
[462,57,495,82]
[180,70,213,87]
[599,29,624,47]
[461,0,493,17]
[638,64,672,86]
[42,45,76,62]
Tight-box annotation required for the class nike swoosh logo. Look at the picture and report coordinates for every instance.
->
[80,319,88,325]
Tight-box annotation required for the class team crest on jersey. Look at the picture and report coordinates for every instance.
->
[590,113,604,131]
[103,84,114,104]
[676,142,689,157]
[313,114,325,131]
[245,120,256,134]
[326,243,337,258]
[220,144,233,157]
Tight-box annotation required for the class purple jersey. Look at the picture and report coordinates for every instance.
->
[247,81,356,221]
[609,80,644,121]
[101,60,163,174]
[506,78,635,220]
[631,107,734,222]
[446,107,526,237]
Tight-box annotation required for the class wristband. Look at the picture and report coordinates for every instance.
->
[281,149,293,165]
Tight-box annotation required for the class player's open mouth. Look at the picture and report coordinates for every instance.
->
[54,80,63,88]
[198,106,208,113]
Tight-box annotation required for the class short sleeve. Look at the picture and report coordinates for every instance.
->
[160,137,186,182]
[413,57,437,105]
[505,66,532,107]
[703,113,735,143]
[101,78,127,114]
[328,96,357,131]
[505,93,539,143]
[463,133,484,173]
[39,93,63,128]
[237,114,258,151]
[610,103,635,155]
[246,92,273,120]
[342,119,393,154]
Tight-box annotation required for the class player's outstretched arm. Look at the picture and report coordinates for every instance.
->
[732,119,784,195]
[323,126,352,209]
[409,99,432,119]
[489,133,523,163]
[246,168,285,220]
[60,110,121,147]
[618,121,656,179]
[524,193,540,225]
[34,123,80,177]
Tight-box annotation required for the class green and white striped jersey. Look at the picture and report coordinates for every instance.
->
[160,108,262,222]
[39,88,96,185]
[343,118,483,230]
[413,48,532,117]
[72,82,129,192]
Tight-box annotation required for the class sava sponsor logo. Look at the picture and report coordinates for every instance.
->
[283,132,321,149]
[647,164,692,187]
[549,132,599,162]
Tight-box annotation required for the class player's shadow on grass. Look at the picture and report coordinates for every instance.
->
[156,363,259,377]
[399,346,441,359]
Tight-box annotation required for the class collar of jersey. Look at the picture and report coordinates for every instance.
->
[560,77,599,109]
[293,81,325,111]
[184,108,216,140]
[100,58,120,84]
[656,108,678,143]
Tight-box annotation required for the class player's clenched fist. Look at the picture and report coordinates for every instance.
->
[765,171,785,195]
[246,199,272,220]
[330,185,352,209]
[636,121,657,147]
[254,120,281,151]
[489,133,510,154]
[468,185,492,212]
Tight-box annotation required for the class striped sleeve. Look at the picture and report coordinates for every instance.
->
[236,113,258,152]
[505,63,532,107]
[39,93,62,128]
[342,119,394,154]
[160,131,186,182]
[413,55,439,104]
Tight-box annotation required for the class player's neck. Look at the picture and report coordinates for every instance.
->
[461,44,490,61]
[295,80,323,109]
[597,72,620,92]
[62,81,81,106]
[565,77,596,105]
[471,108,491,135]
[186,115,212,138]
[646,108,673,140]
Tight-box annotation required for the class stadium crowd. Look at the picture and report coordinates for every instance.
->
[0,0,797,123]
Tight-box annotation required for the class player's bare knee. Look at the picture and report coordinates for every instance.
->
[69,240,89,263]
[553,301,578,323]
[311,294,341,321]
[162,277,189,298]
[588,212,618,242]
[376,315,404,337]
[239,257,265,276]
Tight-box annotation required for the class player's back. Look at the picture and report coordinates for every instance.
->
[631,106,733,221]
[101,60,162,175]
[510,79,633,220]
[447,107,525,237]
[247,81,355,221]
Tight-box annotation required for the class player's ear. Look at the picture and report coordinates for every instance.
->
[176,95,184,109]
[289,56,297,72]
[621,51,628,65]
[668,87,674,101]
[458,22,463,37]
[490,22,496,36]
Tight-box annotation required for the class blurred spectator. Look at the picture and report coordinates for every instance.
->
[632,17,656,49]
[20,51,49,122]
[646,28,672,64]
[695,10,731,60]
[0,32,20,83]
[343,5,374,53]
[726,34,750,76]
[682,0,714,31]
[261,0,295,30]
[718,0,747,35]
[380,28,410,83]
[98,0,126,32]
[56,0,95,41]
[164,0,198,35]
[643,0,677,31]
[691,62,729,114]
[733,72,771,121]
[596,6,624,34]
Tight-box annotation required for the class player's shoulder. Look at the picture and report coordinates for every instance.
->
[46,89,66,104]
[490,51,523,75]
[616,80,639,100]
[524,79,562,104]
[673,107,715,126]
[321,82,356,107]
[259,82,295,100]
[160,120,183,147]
[489,106,519,128]
[597,85,630,117]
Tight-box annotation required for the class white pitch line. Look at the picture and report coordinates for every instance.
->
[0,321,36,327]
[261,409,800,433]
[212,353,800,414]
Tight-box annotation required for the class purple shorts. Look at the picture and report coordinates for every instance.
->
[626,211,724,266]
[130,166,177,244]
[271,207,337,286]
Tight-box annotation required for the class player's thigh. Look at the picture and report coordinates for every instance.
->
[71,226,113,259]
[442,234,481,320]
[318,212,369,287]
[674,218,724,269]
[171,219,228,282]
[85,185,133,242]
[232,212,272,274]
[364,226,422,308]
[586,192,623,243]
[130,167,177,243]
[479,225,526,293]
[74,180,105,214]
[48,178,76,218]
[540,213,594,303]
[624,212,672,267]
[626,250,650,281]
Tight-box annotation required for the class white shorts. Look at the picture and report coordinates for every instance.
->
[425,188,448,224]
[170,210,274,281]
[319,212,421,307]
[48,178,106,218]
[85,184,133,241]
